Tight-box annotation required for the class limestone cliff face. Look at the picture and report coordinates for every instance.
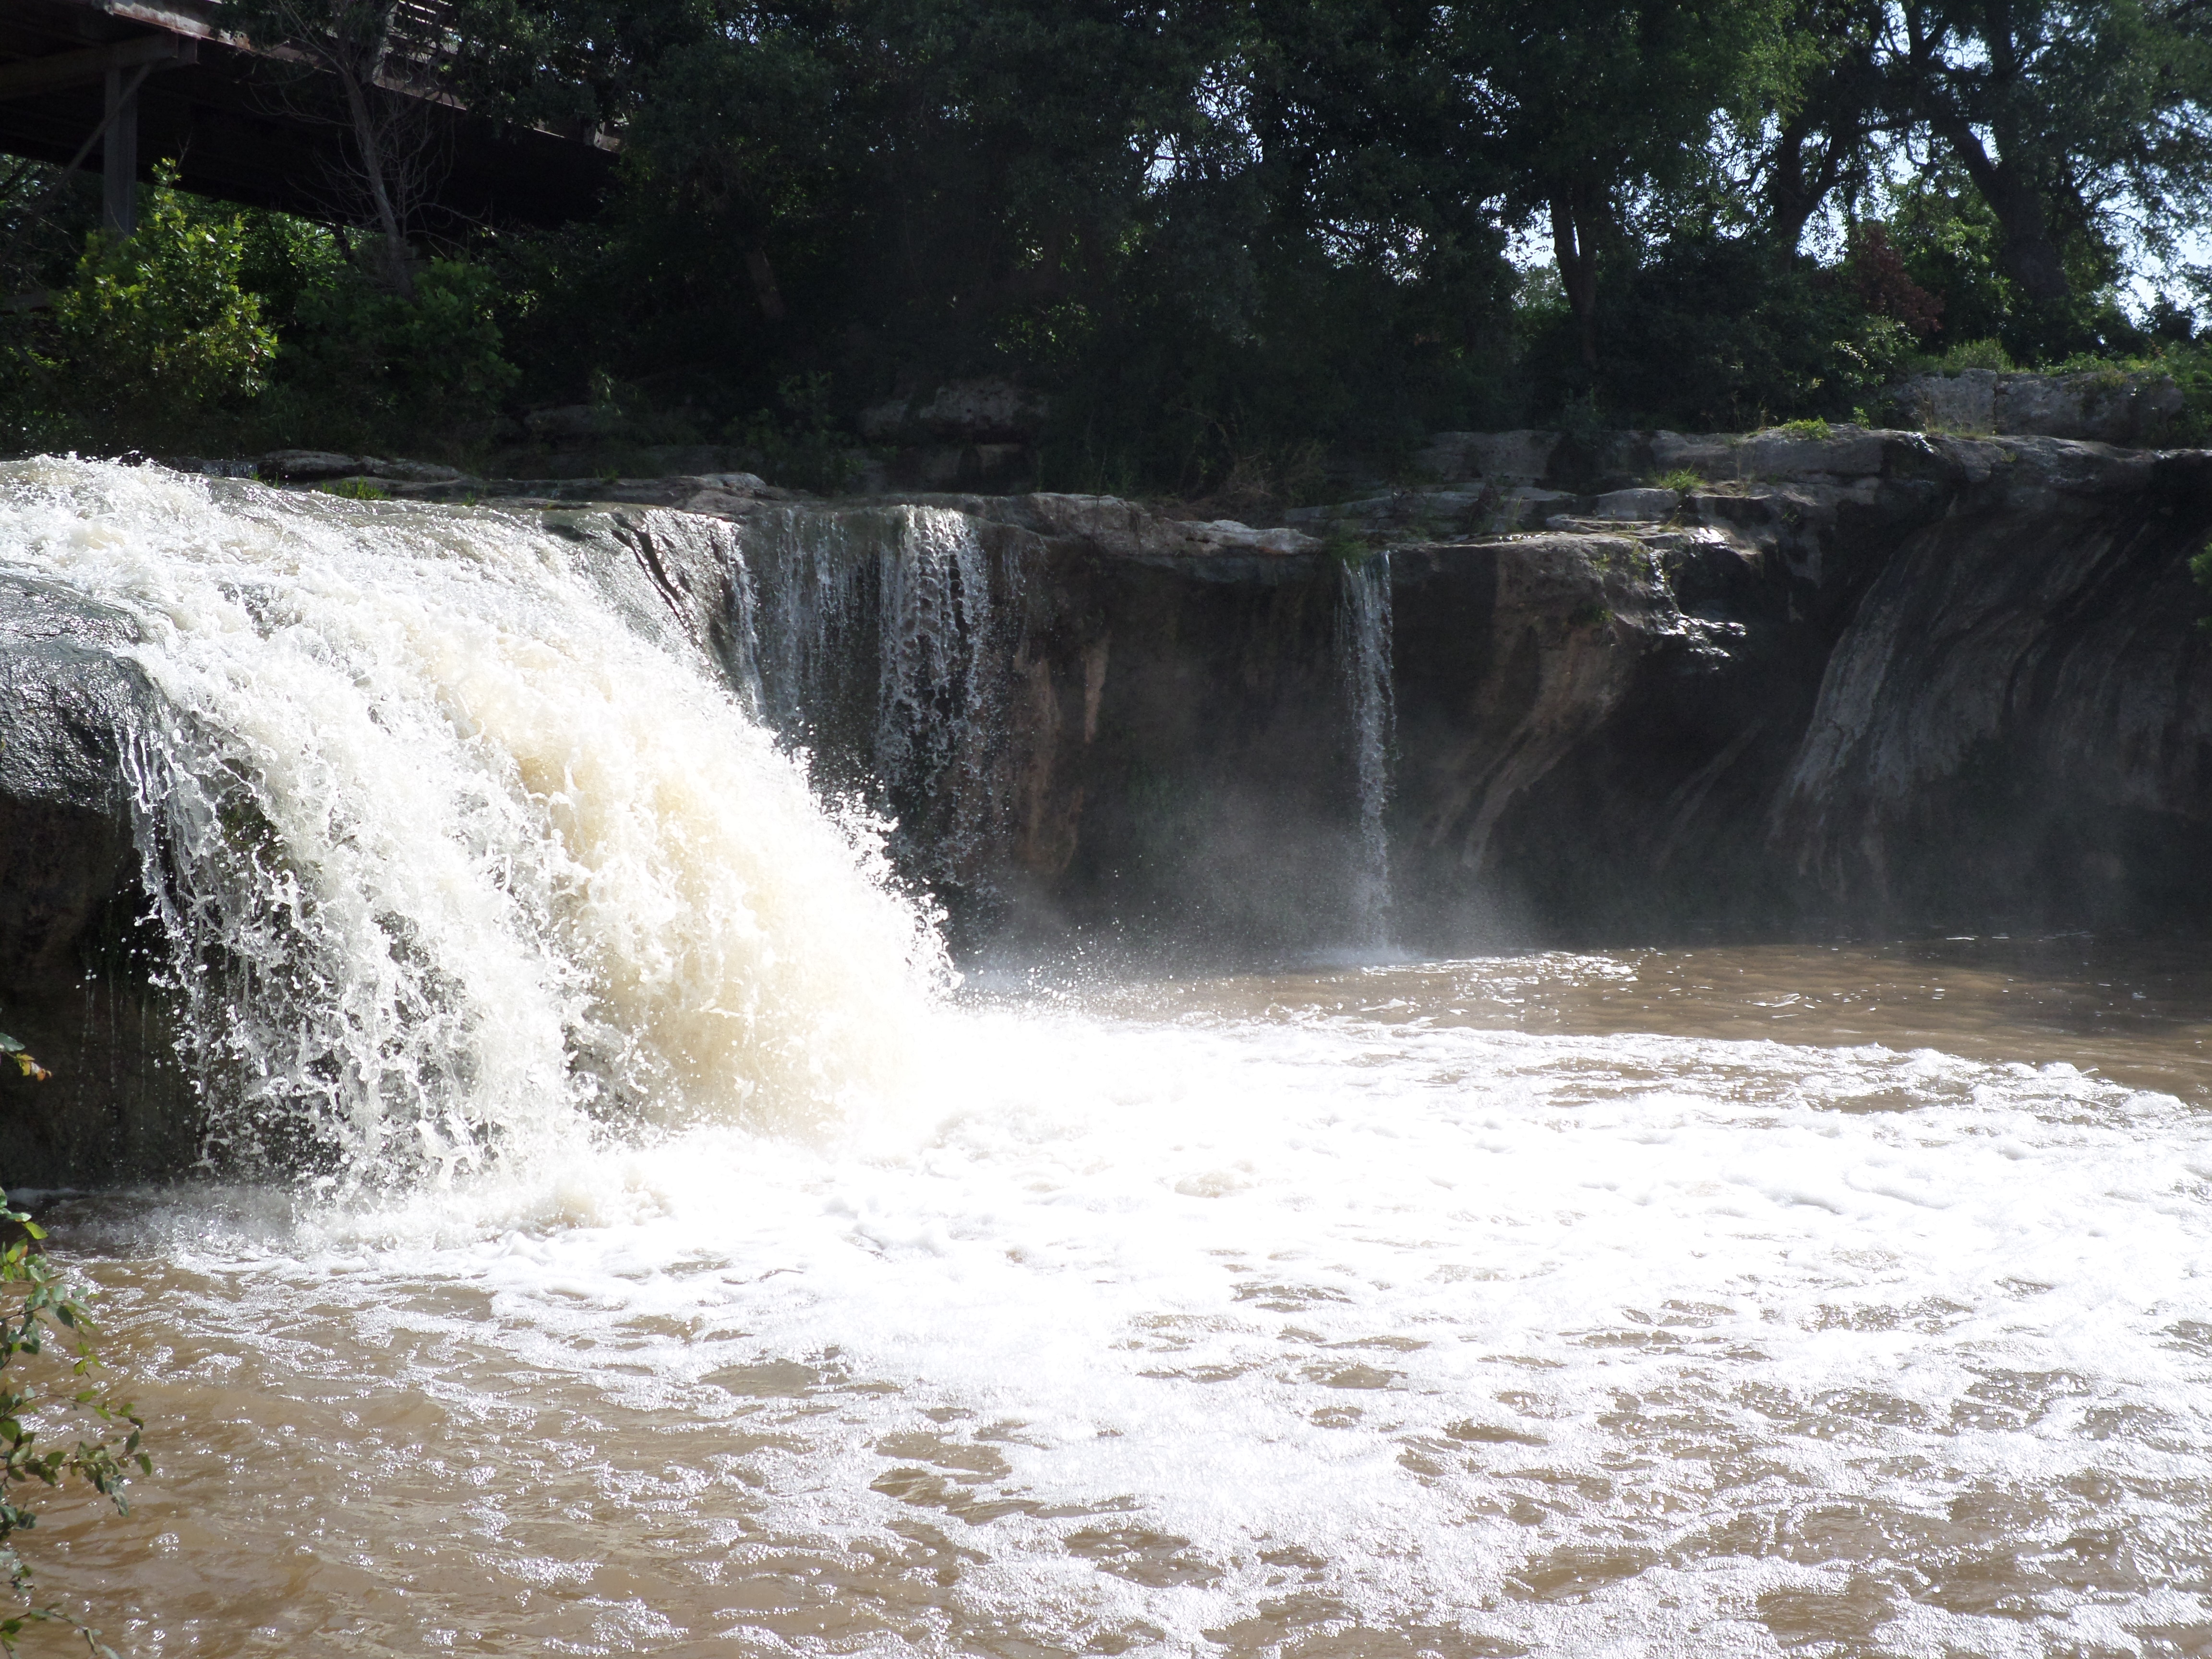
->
[1762,440,2212,930]
[1323,430,2212,942]
[650,431,2212,950]
[1375,432,2212,941]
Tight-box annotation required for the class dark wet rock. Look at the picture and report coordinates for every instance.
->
[0,574,195,1188]
[1766,443,2212,930]
[254,448,361,481]
[1378,432,2212,943]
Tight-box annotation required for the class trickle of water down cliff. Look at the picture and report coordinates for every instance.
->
[2,459,2212,1659]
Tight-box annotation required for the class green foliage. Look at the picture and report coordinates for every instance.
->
[0,1035,44,1086]
[0,1187,146,1659]
[1527,234,1915,428]
[315,477,389,500]
[1652,468,1707,492]
[2154,346,2212,445]
[256,256,520,454]
[1,181,274,451]
[2192,538,2212,625]
[1937,338,2017,373]
[1771,418,1831,439]
[1321,526,1373,568]
[13,0,2212,472]
[726,373,854,494]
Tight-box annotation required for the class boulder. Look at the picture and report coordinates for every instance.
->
[522,404,621,443]
[1588,487,1680,520]
[0,571,195,1185]
[1414,430,1559,484]
[915,379,1048,442]
[1890,369,2187,444]
[865,380,1049,445]
[256,448,364,481]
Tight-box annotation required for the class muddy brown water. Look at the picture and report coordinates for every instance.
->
[10,936,2209,1658]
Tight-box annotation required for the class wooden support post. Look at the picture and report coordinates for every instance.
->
[102,64,136,238]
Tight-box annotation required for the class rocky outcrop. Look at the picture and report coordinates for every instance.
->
[1764,439,2212,928]
[1374,430,2212,941]
[600,432,2212,946]
[0,573,196,1185]
[1885,368,2187,444]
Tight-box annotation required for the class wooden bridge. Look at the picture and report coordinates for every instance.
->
[0,0,614,236]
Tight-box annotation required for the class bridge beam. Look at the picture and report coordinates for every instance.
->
[0,32,193,102]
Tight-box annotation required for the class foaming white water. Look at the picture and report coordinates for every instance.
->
[72,991,2212,1656]
[0,458,946,1187]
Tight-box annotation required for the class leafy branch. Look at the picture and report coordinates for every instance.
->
[0,1037,45,1085]
[0,1171,149,1657]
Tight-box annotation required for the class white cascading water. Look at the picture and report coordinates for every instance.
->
[741,502,877,745]
[743,503,1017,889]
[0,458,945,1190]
[872,507,1016,876]
[1336,552,1395,948]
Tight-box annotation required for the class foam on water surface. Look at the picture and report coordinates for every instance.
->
[43,998,2212,1657]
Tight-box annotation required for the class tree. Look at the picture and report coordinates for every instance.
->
[1891,0,2212,324]
[1743,0,1893,252]
[229,0,464,295]
[1476,0,1795,369]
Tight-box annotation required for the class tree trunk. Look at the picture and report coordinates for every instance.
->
[1927,110,2069,304]
[1766,108,1858,255]
[334,58,413,297]
[745,247,786,321]
[1550,188,1602,369]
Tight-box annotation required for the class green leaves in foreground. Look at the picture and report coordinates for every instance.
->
[0,1037,46,1085]
[0,1189,148,1658]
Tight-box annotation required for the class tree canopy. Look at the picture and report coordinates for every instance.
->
[8,0,2212,483]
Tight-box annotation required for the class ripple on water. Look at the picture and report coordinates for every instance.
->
[16,972,2212,1658]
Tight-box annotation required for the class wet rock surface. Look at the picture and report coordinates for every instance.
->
[1379,431,2212,943]
[580,432,2212,947]
[0,573,194,1186]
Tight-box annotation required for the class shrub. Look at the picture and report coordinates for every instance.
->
[1,180,274,451]
[1937,338,2014,373]
[256,257,520,454]
[0,1181,146,1657]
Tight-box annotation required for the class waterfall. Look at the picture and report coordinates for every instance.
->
[740,505,1020,901]
[0,459,946,1190]
[1337,554,1395,948]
